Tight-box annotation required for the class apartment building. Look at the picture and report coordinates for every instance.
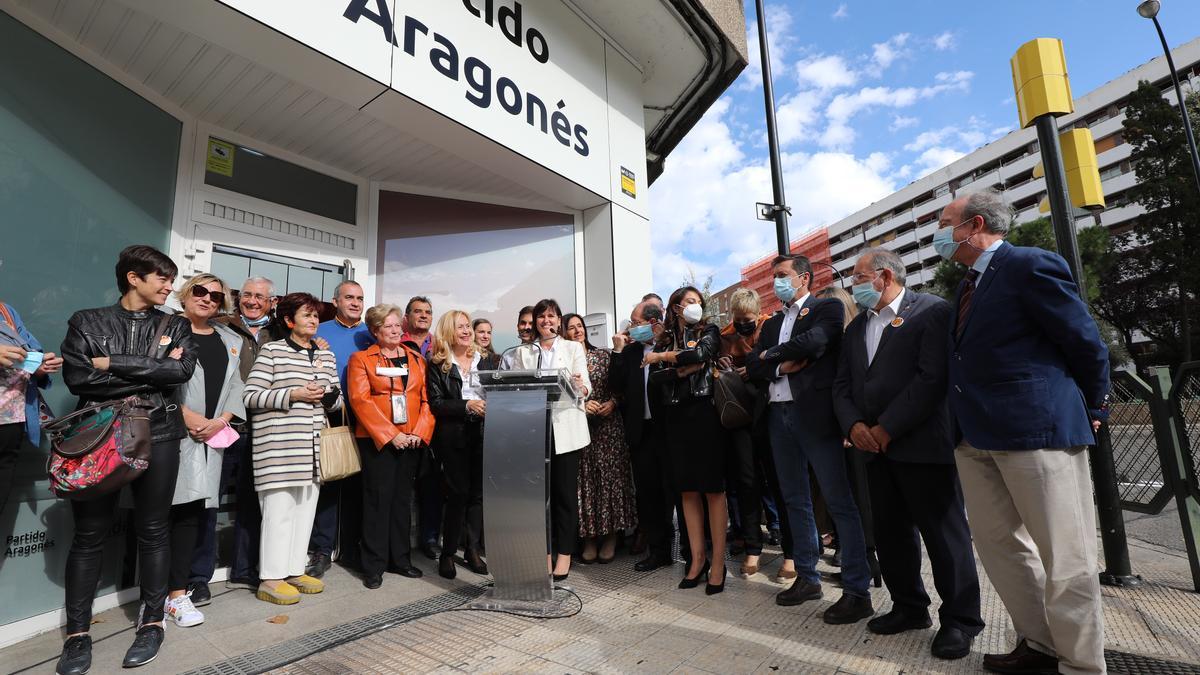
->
[825,37,1200,288]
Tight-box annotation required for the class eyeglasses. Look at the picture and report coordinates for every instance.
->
[192,286,227,306]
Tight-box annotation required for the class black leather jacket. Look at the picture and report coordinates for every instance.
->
[61,304,198,443]
[649,323,720,405]
[427,353,500,451]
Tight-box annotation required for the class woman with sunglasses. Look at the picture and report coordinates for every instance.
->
[164,274,247,627]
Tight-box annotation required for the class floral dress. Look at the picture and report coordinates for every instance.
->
[577,348,637,537]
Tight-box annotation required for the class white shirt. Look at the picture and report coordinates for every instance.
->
[642,343,654,420]
[865,288,906,366]
[455,351,484,400]
[538,337,559,373]
[768,294,810,403]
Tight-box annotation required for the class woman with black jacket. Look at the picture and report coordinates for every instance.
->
[427,310,500,580]
[642,286,728,595]
[56,246,198,675]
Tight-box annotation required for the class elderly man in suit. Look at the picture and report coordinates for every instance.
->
[747,254,873,625]
[939,190,1110,675]
[832,247,983,660]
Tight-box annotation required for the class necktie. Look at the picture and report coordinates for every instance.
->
[956,269,980,339]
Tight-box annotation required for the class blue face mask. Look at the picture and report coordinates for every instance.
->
[629,323,655,343]
[774,276,797,304]
[933,219,976,261]
[852,281,882,309]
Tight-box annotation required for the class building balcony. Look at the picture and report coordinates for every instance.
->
[912,192,953,222]
[1004,177,1046,204]
[1088,113,1127,141]
[956,168,1002,195]
[999,151,1039,181]
[1102,170,1137,197]
[830,235,863,258]
[1100,203,1146,228]
[1097,142,1133,166]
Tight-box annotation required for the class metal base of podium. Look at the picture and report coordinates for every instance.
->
[466,585,576,617]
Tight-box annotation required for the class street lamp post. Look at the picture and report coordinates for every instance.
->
[754,0,790,255]
[1138,0,1200,196]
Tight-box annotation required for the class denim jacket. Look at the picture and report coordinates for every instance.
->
[0,302,51,445]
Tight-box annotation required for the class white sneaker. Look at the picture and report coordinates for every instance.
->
[164,593,204,627]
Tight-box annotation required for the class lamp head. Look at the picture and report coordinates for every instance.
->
[1137,0,1161,19]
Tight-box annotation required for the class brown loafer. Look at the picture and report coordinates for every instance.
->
[774,568,798,584]
[740,563,759,578]
[982,639,1058,674]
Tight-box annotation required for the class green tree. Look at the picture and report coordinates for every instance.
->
[1103,81,1200,365]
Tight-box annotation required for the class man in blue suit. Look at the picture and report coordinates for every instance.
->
[833,248,983,660]
[937,190,1110,675]
[747,254,873,625]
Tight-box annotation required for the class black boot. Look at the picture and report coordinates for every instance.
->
[438,555,457,580]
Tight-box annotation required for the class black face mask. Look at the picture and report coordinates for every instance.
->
[733,320,757,336]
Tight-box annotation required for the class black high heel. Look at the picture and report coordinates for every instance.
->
[705,565,727,595]
[678,560,710,589]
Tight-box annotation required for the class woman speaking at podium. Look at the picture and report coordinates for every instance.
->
[505,298,591,581]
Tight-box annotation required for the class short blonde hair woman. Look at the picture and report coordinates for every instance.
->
[175,273,233,314]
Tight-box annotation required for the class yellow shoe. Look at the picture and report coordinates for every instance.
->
[256,581,300,605]
[285,574,325,594]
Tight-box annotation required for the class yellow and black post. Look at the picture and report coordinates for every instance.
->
[1011,38,1141,587]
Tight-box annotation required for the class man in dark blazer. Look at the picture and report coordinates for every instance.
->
[747,254,873,625]
[832,248,983,660]
[940,190,1110,675]
[610,300,681,571]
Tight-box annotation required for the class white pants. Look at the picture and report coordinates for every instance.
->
[258,483,320,580]
[955,443,1105,675]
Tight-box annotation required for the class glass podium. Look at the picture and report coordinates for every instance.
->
[466,368,582,614]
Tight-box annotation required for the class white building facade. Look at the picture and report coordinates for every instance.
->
[826,38,1200,287]
[0,0,746,643]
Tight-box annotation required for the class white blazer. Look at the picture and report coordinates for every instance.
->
[508,337,591,454]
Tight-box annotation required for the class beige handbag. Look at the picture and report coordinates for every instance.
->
[319,403,361,482]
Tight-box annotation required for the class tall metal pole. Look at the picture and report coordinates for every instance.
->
[1034,117,1086,292]
[1151,15,1200,197]
[755,0,790,255]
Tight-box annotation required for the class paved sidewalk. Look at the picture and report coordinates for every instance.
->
[4,534,1198,674]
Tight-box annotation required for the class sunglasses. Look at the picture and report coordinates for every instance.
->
[192,286,227,306]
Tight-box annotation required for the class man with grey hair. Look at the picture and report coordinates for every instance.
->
[832,247,983,660]
[936,190,1110,674]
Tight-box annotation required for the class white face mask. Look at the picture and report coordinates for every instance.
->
[682,303,704,325]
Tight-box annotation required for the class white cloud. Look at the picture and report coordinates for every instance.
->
[795,54,857,90]
[868,33,911,74]
[649,98,896,292]
[932,31,956,51]
[832,3,849,20]
[818,71,972,149]
[890,115,919,131]
[911,146,966,177]
[740,4,794,91]
[776,91,823,146]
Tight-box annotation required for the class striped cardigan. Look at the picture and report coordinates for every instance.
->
[243,339,342,491]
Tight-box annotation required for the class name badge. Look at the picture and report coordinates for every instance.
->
[391,394,409,425]
[376,366,408,378]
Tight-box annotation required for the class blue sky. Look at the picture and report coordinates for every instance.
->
[648,0,1200,296]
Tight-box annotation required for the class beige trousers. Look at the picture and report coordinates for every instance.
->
[955,443,1105,675]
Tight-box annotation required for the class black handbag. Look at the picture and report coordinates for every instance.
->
[713,368,756,430]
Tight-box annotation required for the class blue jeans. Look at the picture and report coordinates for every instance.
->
[768,403,870,596]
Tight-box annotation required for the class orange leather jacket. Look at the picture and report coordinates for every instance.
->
[347,343,435,450]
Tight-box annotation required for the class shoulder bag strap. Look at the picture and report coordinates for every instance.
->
[148,313,171,358]
[0,303,15,331]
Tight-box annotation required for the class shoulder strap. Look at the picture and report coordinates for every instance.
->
[148,313,171,358]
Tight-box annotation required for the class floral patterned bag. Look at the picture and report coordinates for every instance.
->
[45,396,156,499]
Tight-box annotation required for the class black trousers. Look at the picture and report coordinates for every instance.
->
[549,449,580,556]
[629,420,681,559]
[728,424,794,557]
[168,499,205,591]
[66,440,180,634]
[867,457,984,635]
[439,424,483,557]
[358,438,418,576]
[0,422,22,516]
